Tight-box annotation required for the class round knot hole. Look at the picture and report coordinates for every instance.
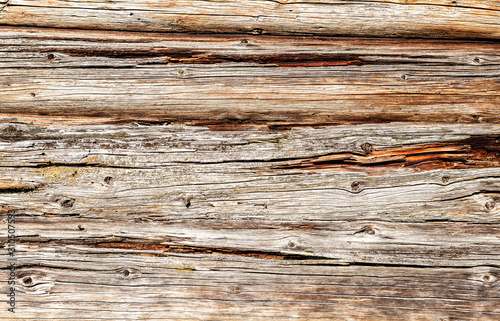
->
[485,201,496,210]
[361,142,373,154]
[481,273,496,283]
[22,276,33,285]
[354,225,375,235]
[61,199,73,207]
[55,196,76,208]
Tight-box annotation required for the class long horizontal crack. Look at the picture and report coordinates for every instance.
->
[52,49,366,67]
[15,46,487,67]
[96,242,330,260]
[0,162,147,170]
[14,238,330,260]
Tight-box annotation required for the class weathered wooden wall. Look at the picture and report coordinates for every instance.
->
[1,1,500,320]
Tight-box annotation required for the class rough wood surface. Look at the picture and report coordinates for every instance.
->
[1,123,500,319]
[1,27,499,127]
[1,251,499,320]
[1,4,500,319]
[0,0,500,39]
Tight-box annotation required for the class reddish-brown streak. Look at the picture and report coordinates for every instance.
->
[275,60,363,67]
[19,241,294,260]
[274,136,500,171]
[95,242,315,260]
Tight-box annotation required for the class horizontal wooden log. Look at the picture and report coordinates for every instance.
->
[1,27,499,127]
[3,27,500,68]
[1,249,499,320]
[7,216,500,267]
[0,0,499,39]
[2,122,500,224]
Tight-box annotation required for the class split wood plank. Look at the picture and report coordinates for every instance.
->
[2,123,500,225]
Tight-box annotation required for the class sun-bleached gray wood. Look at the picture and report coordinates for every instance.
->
[1,123,499,269]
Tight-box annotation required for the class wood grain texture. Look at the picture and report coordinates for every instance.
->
[2,124,500,318]
[0,0,499,39]
[1,123,500,321]
[1,2,500,318]
[1,250,499,320]
[1,27,499,127]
